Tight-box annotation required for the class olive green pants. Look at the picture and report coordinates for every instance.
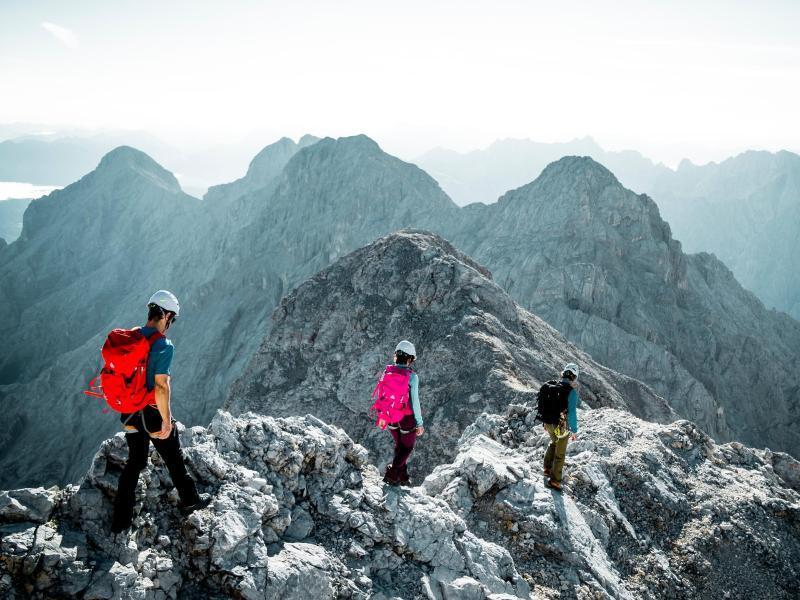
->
[543,423,570,483]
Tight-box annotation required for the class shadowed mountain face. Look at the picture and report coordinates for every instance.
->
[0,146,207,486]
[226,231,673,476]
[1,135,799,489]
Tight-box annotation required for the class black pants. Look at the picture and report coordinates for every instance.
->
[112,420,199,529]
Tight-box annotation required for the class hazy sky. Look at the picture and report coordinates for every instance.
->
[1,0,798,166]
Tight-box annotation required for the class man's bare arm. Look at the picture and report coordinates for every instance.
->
[153,374,172,439]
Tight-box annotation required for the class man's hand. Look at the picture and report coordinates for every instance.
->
[571,433,577,441]
[415,426,425,437]
[154,419,173,440]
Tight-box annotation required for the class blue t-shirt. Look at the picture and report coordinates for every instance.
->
[139,326,174,391]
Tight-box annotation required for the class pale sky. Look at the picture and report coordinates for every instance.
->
[1,0,799,166]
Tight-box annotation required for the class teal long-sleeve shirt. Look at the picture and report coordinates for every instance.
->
[562,378,580,433]
[395,365,423,427]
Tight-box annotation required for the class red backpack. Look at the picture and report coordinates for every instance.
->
[370,365,414,429]
[84,328,164,413]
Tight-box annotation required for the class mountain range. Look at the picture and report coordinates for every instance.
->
[1,135,798,490]
[417,138,800,321]
[415,136,672,207]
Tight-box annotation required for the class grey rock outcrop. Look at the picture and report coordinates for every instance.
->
[226,230,674,477]
[454,157,800,458]
[424,404,800,598]
[0,411,531,599]
[2,405,798,598]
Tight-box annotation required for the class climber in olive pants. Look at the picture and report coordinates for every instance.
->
[543,424,571,483]
[543,363,580,490]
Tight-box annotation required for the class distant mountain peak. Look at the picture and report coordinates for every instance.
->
[326,134,382,153]
[298,133,321,147]
[284,135,396,174]
[245,135,321,178]
[244,137,298,178]
[538,155,619,184]
[95,145,181,193]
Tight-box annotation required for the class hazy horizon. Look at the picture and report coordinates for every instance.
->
[2,1,799,169]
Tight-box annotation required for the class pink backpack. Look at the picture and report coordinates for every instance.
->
[370,365,414,429]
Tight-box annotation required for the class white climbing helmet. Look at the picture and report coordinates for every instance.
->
[148,290,180,316]
[395,340,416,357]
[563,362,579,378]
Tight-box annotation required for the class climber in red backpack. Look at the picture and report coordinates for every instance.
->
[106,290,209,534]
[371,340,424,486]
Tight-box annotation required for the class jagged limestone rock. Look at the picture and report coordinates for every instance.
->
[0,411,531,599]
[422,405,800,599]
[2,406,798,598]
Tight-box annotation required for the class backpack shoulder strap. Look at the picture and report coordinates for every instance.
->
[143,329,165,346]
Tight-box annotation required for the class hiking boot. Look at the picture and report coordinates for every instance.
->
[543,468,551,477]
[545,479,562,492]
[398,477,412,487]
[179,493,212,516]
[383,474,401,486]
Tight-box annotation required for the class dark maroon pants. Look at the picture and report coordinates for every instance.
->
[385,414,417,482]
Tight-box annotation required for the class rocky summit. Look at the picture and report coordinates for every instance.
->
[226,230,674,478]
[1,404,798,599]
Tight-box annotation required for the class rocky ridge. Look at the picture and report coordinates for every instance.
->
[1,404,798,599]
[226,230,674,477]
